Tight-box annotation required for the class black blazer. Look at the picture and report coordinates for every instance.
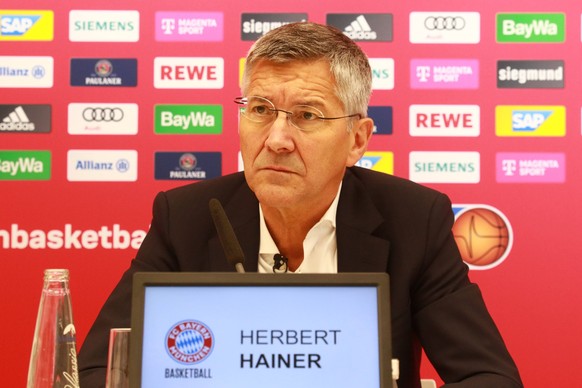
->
[78,167,522,388]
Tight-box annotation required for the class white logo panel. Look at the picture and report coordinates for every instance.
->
[409,105,480,136]
[67,150,138,182]
[69,10,140,42]
[409,151,480,183]
[0,56,53,88]
[410,12,480,43]
[154,57,224,89]
[68,103,138,135]
[369,58,394,90]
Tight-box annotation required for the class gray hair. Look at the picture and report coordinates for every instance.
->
[242,22,372,118]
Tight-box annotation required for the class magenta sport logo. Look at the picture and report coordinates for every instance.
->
[156,12,223,41]
[411,59,479,89]
[496,152,565,183]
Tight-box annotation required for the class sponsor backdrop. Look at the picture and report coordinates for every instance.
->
[1,0,580,386]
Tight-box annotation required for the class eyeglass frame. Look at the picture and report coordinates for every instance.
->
[234,96,362,132]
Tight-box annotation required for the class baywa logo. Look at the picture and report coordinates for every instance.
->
[497,60,564,88]
[166,320,214,364]
[452,204,513,270]
[326,13,393,41]
[0,224,146,249]
[0,104,51,133]
[154,105,222,134]
[496,13,565,43]
[0,10,53,41]
[0,150,50,180]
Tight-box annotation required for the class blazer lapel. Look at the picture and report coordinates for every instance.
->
[336,170,390,273]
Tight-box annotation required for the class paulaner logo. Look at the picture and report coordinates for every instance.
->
[70,58,138,87]
[154,152,221,180]
[497,60,564,88]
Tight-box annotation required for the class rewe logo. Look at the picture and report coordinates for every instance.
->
[154,105,222,134]
[154,57,224,89]
[409,105,480,137]
[497,13,565,43]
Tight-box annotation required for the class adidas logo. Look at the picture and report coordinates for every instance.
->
[344,15,377,40]
[0,106,35,131]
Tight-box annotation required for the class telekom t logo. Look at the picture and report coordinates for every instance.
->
[161,18,175,34]
[501,160,517,176]
[416,66,431,82]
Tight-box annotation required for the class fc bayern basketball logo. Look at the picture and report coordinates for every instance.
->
[452,204,513,270]
[166,320,214,365]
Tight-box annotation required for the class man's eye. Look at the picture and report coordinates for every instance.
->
[252,105,270,115]
[298,111,318,121]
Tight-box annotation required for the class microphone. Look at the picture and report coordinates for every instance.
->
[273,254,288,273]
[209,198,245,273]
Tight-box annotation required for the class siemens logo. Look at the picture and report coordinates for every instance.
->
[409,151,480,183]
[497,60,564,88]
[69,10,139,42]
[369,58,394,90]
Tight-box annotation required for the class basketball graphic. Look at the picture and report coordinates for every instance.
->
[452,205,513,270]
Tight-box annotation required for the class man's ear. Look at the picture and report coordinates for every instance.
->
[346,117,374,167]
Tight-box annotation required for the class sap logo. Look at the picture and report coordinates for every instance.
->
[503,19,558,38]
[512,111,552,131]
[356,156,381,169]
[160,111,215,129]
[160,65,219,81]
[1,15,40,35]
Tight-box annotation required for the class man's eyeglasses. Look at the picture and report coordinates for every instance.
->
[234,96,361,132]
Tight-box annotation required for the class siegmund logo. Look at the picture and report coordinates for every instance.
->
[241,13,307,41]
[497,60,564,88]
[326,14,393,41]
[0,104,51,133]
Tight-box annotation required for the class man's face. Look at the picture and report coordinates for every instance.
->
[240,59,371,212]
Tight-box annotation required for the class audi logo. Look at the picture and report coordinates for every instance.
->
[82,108,124,122]
[424,17,466,31]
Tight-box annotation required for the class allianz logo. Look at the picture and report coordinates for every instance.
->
[343,15,377,40]
[160,111,216,129]
[502,19,558,38]
[0,157,44,175]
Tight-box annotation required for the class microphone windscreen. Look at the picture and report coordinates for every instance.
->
[209,198,245,266]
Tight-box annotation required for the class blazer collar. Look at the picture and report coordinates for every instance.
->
[208,169,390,273]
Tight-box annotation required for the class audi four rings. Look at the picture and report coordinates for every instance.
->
[424,17,465,30]
[82,107,125,122]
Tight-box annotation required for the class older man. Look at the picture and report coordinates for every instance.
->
[78,22,522,387]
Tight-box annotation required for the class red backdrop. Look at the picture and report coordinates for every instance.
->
[1,0,581,386]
